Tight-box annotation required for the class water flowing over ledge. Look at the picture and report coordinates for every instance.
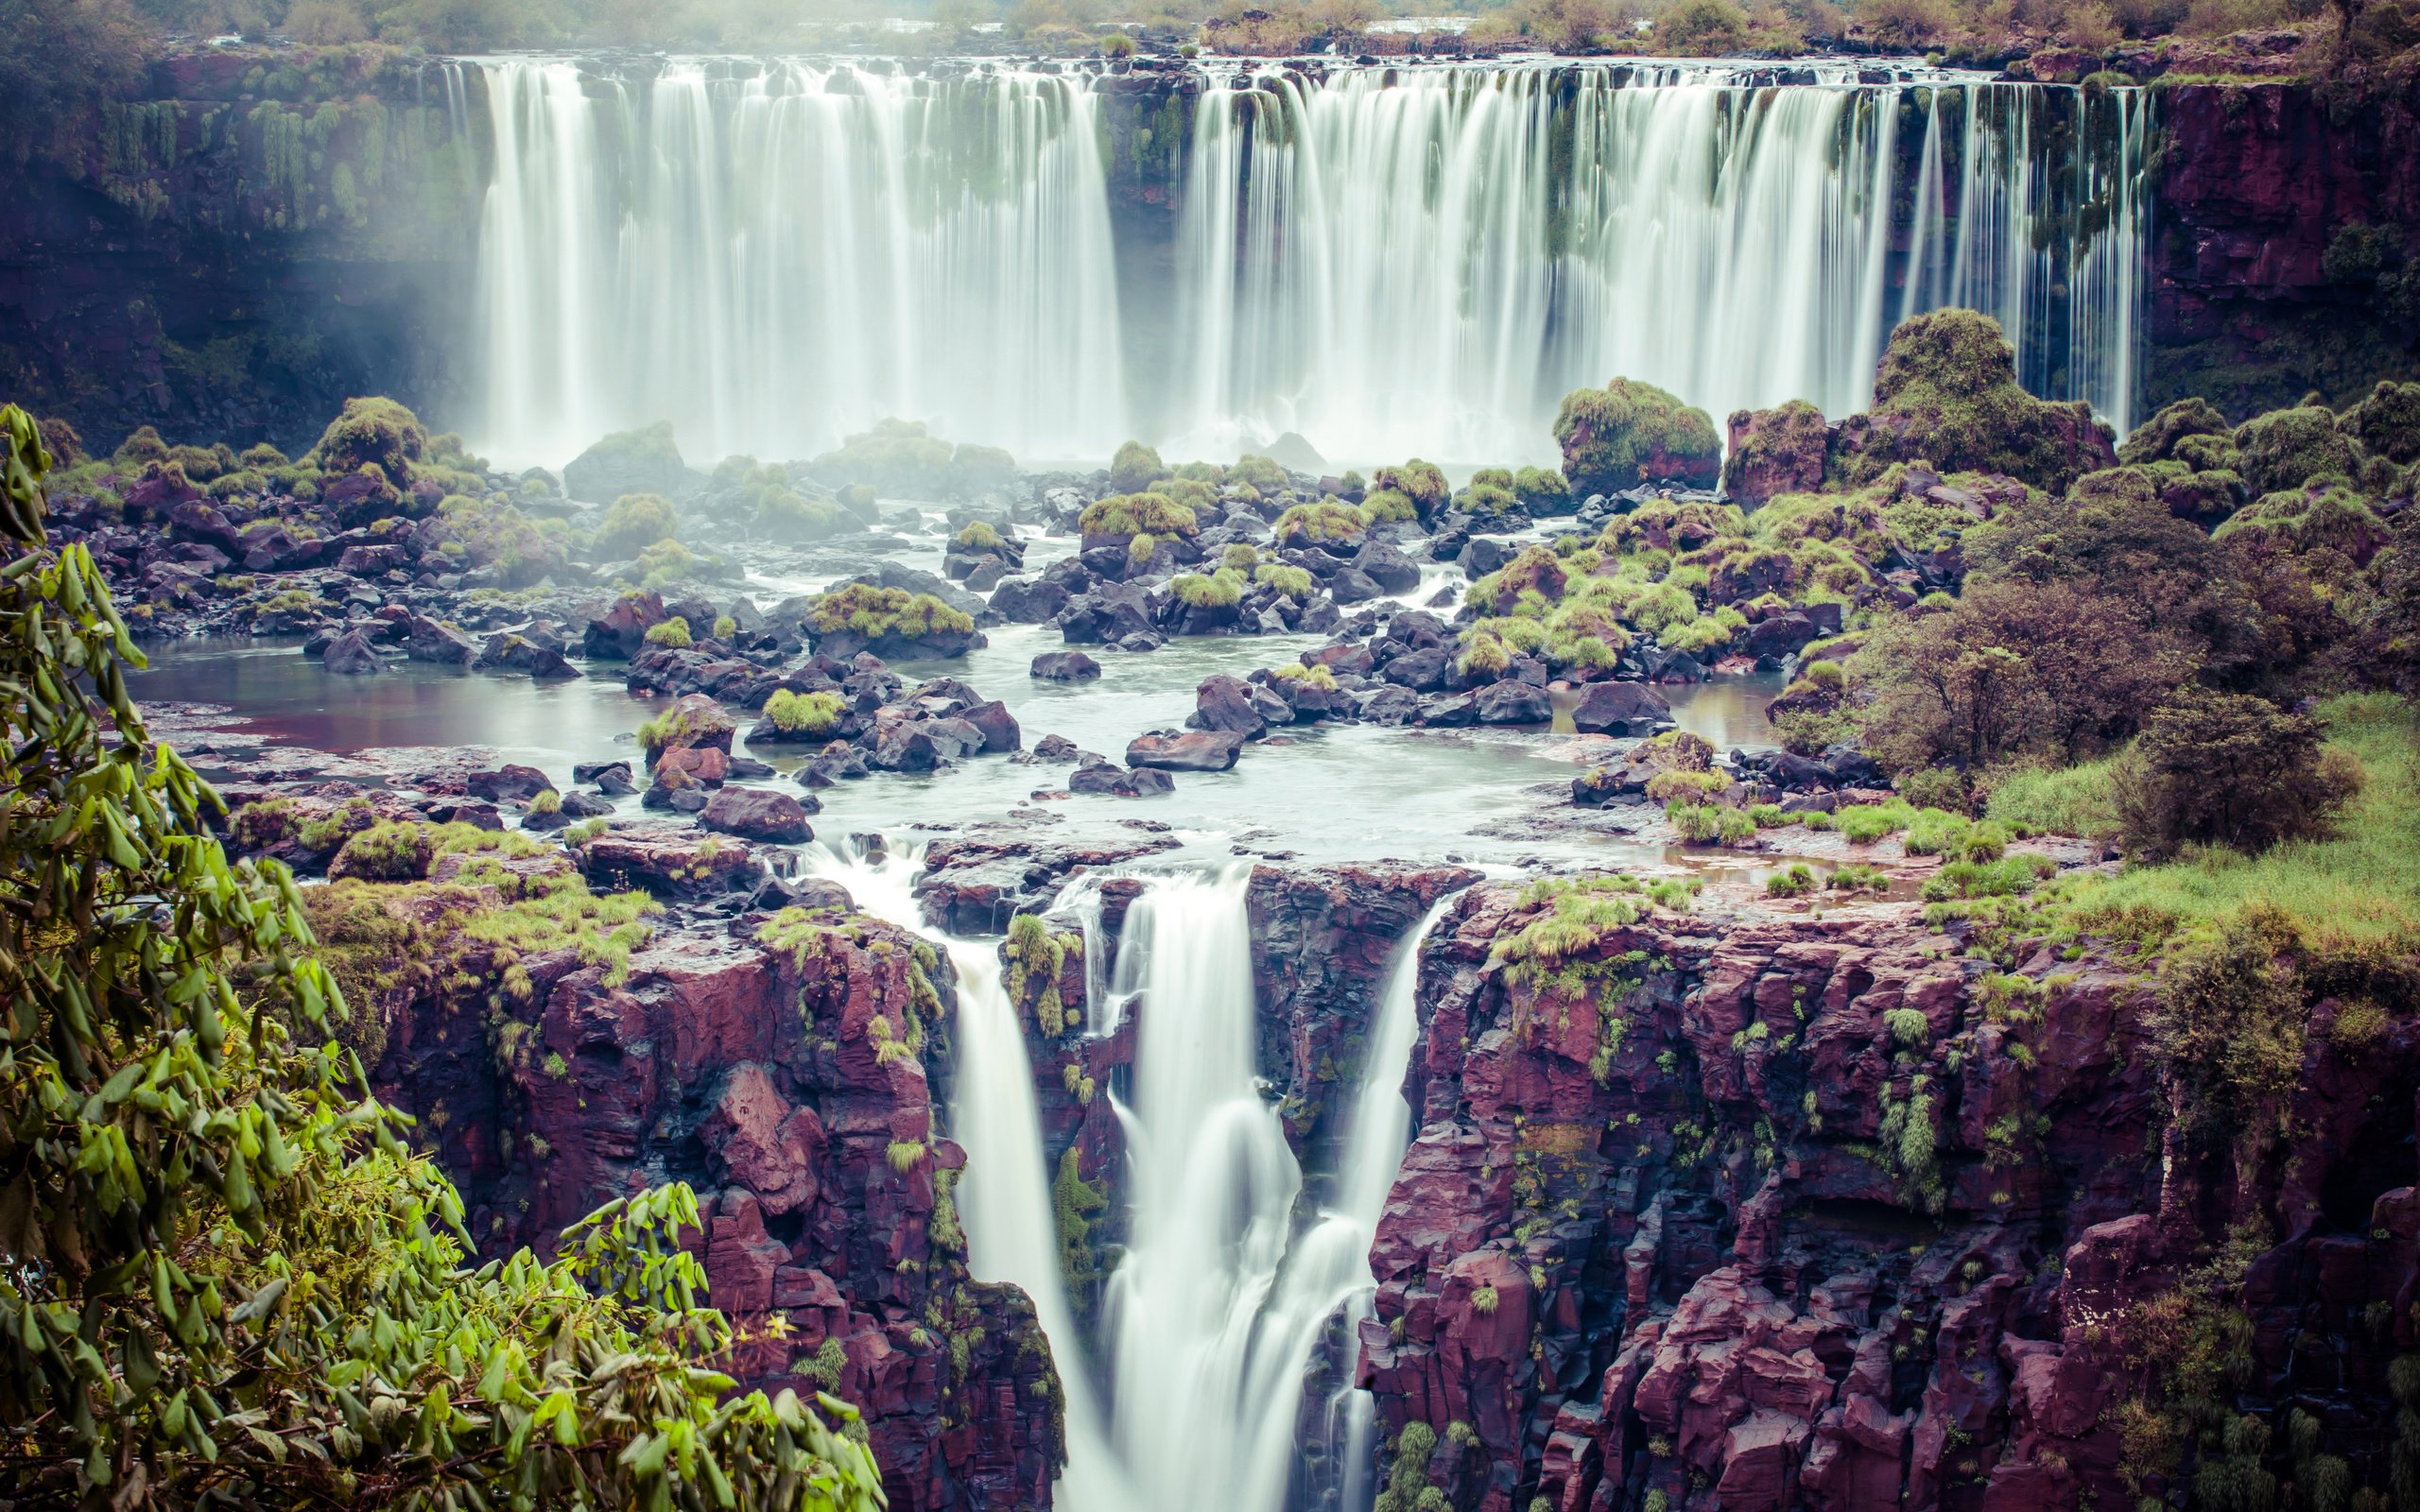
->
[467,56,2152,467]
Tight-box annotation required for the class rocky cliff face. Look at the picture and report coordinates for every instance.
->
[1353,882,2416,1512]
[2148,80,2420,415]
[349,885,1066,1512]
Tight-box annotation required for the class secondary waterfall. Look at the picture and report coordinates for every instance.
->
[473,59,1127,467]
[1167,63,2153,459]
[801,842,1456,1511]
[468,58,2151,465]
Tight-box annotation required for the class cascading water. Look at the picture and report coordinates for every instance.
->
[473,59,1128,467]
[796,840,1456,1512]
[1167,62,2153,458]
[469,58,2151,465]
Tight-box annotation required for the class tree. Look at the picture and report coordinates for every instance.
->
[2112,685,2364,858]
[0,404,888,1510]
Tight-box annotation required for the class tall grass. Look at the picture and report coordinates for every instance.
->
[2054,695,2420,950]
[1985,755,2123,841]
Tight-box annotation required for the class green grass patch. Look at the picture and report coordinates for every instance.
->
[1985,755,2123,840]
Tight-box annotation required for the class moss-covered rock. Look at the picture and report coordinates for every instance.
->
[1835,310,2116,495]
[2212,481,2394,563]
[1455,468,1528,525]
[1553,378,1720,496]
[2232,401,2361,496]
[564,421,687,505]
[2340,380,2420,466]
[2117,396,2232,467]
[808,418,954,497]
[1109,439,1165,494]
[593,491,678,560]
[1273,500,1369,547]
[307,396,426,485]
[1512,465,1572,514]
[804,582,982,659]
[1372,459,1449,523]
[1721,399,1828,506]
[1079,491,1197,543]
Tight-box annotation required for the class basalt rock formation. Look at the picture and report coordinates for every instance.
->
[340,885,1067,1512]
[1353,882,2416,1512]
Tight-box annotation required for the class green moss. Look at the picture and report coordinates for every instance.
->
[1079,491,1196,540]
[953,520,1005,550]
[1512,465,1571,511]
[1372,459,1448,521]
[1053,1146,1109,1297]
[594,491,678,559]
[1361,487,1418,524]
[1554,377,1720,495]
[1273,500,1368,546]
[1108,439,1165,494]
[1844,310,2112,495]
[807,584,976,641]
[1270,662,1338,691]
[644,615,693,649]
[1231,454,1288,490]
[764,689,845,736]
[1172,568,1246,609]
[305,395,426,484]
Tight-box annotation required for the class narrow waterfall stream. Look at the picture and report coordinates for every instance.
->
[804,842,1457,1512]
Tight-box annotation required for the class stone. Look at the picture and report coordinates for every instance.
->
[467,765,554,803]
[1068,763,1176,797]
[1568,679,1671,735]
[1031,650,1101,680]
[700,785,815,845]
[1126,729,1246,771]
[405,614,477,665]
[1474,679,1552,725]
[320,628,385,675]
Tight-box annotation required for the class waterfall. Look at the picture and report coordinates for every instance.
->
[1166,64,2153,458]
[472,59,1128,467]
[466,56,2152,471]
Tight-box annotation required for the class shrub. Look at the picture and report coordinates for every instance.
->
[1512,466,1571,511]
[1273,500,1368,546]
[765,688,845,735]
[1361,487,1418,524]
[1173,567,1246,609]
[1985,757,2122,839]
[2149,905,2310,1145]
[953,520,1005,550]
[1232,453,1288,490]
[1373,459,1449,520]
[1553,378,1720,495]
[1079,491,1196,540]
[307,395,427,483]
[1270,662,1338,690]
[527,787,562,816]
[1766,862,1816,897]
[807,583,977,640]
[1901,807,1972,855]
[1109,439,1165,493]
[644,615,693,648]
[2232,401,2360,496]
[330,819,437,882]
[594,491,678,558]
[1254,561,1313,597]
[1836,799,1916,845]
[713,614,736,640]
[1896,766,1968,815]
[1221,542,1260,571]
[2113,687,2364,859]
[810,418,951,495]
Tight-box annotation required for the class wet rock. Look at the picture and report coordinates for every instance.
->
[1192,674,1287,738]
[582,592,666,661]
[467,765,554,804]
[1568,679,1671,735]
[993,577,1072,624]
[406,613,477,665]
[1474,679,1553,725]
[576,823,762,898]
[576,760,635,795]
[1031,650,1100,680]
[700,785,815,845]
[320,628,385,676]
[1126,729,1246,771]
[1068,762,1175,797]
[959,699,1022,754]
[1381,645,1452,692]
[868,714,985,772]
[1354,539,1424,594]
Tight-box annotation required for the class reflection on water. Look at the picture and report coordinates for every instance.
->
[126,614,1787,870]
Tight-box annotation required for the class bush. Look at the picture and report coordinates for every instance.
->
[1109,439,1165,493]
[307,395,427,483]
[644,615,693,648]
[765,688,846,735]
[1080,491,1196,540]
[807,583,977,640]
[1896,766,1968,814]
[1512,466,1571,512]
[1274,500,1368,546]
[2232,402,2360,496]
[1984,756,2122,840]
[1837,799,1916,844]
[2113,687,2364,859]
[1553,378,1721,496]
[1373,459,1449,521]
[595,491,679,558]
[1361,487,1419,524]
[1766,862,1817,897]
[527,787,563,816]
[1255,561,1313,597]
[953,520,1005,550]
[810,418,951,495]
[1173,568,1246,609]
[1232,453,1288,490]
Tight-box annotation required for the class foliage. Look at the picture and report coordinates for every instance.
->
[1254,561,1313,598]
[1372,460,1448,522]
[1553,377,1720,496]
[594,490,679,559]
[1844,310,2111,495]
[645,614,694,648]
[806,583,976,641]
[304,395,426,485]
[0,405,885,1511]
[764,688,845,736]
[2112,686,2364,859]
[1079,491,1196,540]
[1273,500,1368,546]
[2149,903,2313,1146]
[1108,439,1164,494]
[2232,400,2360,496]
[1172,567,1246,609]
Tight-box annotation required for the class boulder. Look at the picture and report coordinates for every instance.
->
[1069,762,1176,797]
[1568,679,1671,735]
[1126,729,1247,772]
[700,786,815,845]
[1474,679,1553,725]
[406,614,477,665]
[467,765,554,804]
[991,577,1070,624]
[1031,650,1101,680]
[320,628,385,676]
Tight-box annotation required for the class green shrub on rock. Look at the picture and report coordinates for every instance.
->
[1110,439,1165,493]
[1274,500,1368,547]
[1553,377,1720,495]
[1254,561,1313,597]
[1840,310,2113,494]
[765,688,846,735]
[2233,401,2361,496]
[807,583,976,640]
[1232,453,1288,490]
[2118,396,2234,467]
[1512,464,1572,512]
[1080,491,1196,541]
[2113,687,2364,859]
[644,615,693,648]
[1361,487,1419,524]
[595,491,679,558]
[1373,459,1449,521]
[306,395,428,483]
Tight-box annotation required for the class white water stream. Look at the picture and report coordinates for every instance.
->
[468,59,2152,466]
[803,840,1455,1512]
